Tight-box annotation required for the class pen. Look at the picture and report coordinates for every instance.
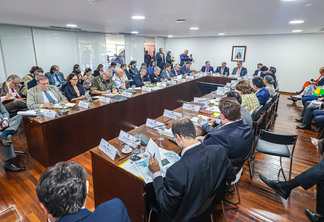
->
[153,153,155,158]
[119,153,132,161]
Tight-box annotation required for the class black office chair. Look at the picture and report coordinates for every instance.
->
[225,167,243,205]
[255,130,298,181]
[196,82,224,95]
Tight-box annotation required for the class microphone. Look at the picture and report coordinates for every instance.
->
[135,122,169,145]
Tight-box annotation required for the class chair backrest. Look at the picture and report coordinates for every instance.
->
[251,105,263,121]
[263,97,273,110]
[271,92,279,102]
[259,129,297,145]
[197,82,224,95]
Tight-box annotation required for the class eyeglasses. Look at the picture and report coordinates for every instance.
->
[71,78,78,81]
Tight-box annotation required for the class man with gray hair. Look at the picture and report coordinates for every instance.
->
[149,66,167,83]
[112,67,126,90]
[0,74,27,113]
[216,62,230,75]
[90,69,117,95]
[170,63,180,76]
[27,69,45,90]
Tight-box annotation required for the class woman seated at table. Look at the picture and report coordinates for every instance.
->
[83,68,93,90]
[148,61,155,75]
[235,80,260,115]
[64,73,86,102]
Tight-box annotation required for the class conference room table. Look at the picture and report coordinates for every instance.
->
[90,87,225,222]
[23,75,236,167]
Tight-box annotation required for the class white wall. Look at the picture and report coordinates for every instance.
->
[166,33,324,92]
[155,37,166,53]
[125,35,144,66]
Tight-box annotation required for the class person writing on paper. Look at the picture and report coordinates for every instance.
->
[216,62,230,75]
[149,67,167,83]
[179,62,192,75]
[0,74,27,114]
[36,161,131,222]
[112,68,126,90]
[27,75,68,110]
[170,63,180,76]
[197,91,252,132]
[147,118,236,221]
[63,73,86,102]
[201,97,254,169]
[90,70,117,95]
[160,63,174,80]
[133,67,149,87]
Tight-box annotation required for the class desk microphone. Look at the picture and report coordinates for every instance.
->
[135,123,169,145]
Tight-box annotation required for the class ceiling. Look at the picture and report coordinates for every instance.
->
[0,0,323,37]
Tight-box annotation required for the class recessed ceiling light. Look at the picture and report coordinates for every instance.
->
[304,3,312,6]
[66,24,77,28]
[131,31,139,34]
[292,29,303,33]
[289,20,304,24]
[218,32,225,36]
[168,35,174,38]
[131,16,145,20]
[190,27,199,30]
[87,0,96,4]
[176,19,187,23]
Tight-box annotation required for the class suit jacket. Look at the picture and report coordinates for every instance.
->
[63,84,86,102]
[232,67,247,77]
[179,66,191,75]
[57,198,130,222]
[27,85,67,110]
[156,52,165,68]
[133,74,145,87]
[45,72,65,86]
[170,68,179,76]
[256,88,270,105]
[216,66,230,75]
[149,73,162,83]
[160,70,173,80]
[180,53,192,66]
[0,82,24,98]
[201,66,214,73]
[203,119,254,168]
[27,78,37,89]
[153,143,236,222]
[129,67,139,80]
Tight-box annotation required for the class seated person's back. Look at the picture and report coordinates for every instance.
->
[36,161,130,222]
[202,97,254,168]
[235,80,260,115]
[148,118,236,221]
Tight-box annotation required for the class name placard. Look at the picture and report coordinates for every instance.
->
[79,100,90,109]
[142,86,152,92]
[42,109,57,119]
[157,82,167,88]
[183,103,200,112]
[163,109,182,119]
[118,130,137,148]
[98,138,121,161]
[121,92,132,98]
[146,118,164,128]
[186,76,194,80]
[99,96,111,104]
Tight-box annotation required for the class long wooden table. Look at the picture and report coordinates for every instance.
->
[24,76,235,167]
[90,78,230,222]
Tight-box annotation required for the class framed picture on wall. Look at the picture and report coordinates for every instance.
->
[231,46,247,62]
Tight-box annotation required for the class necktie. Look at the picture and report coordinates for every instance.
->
[43,90,56,104]
[221,68,224,74]
[167,71,170,78]
[11,88,19,98]
[54,74,61,84]
[237,68,241,76]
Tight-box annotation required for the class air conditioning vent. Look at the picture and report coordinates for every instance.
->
[48,26,82,31]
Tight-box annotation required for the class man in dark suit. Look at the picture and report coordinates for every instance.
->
[253,63,263,77]
[27,69,45,90]
[259,66,268,79]
[0,74,27,114]
[36,161,130,222]
[260,138,324,222]
[180,49,193,66]
[170,64,180,76]
[232,61,247,77]
[216,62,230,75]
[179,62,192,75]
[252,77,270,106]
[133,67,149,87]
[202,97,254,169]
[201,61,214,73]
[156,48,165,70]
[148,118,236,222]
[45,65,65,86]
[150,67,166,83]
[128,60,139,80]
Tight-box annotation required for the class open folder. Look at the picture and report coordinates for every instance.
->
[119,139,180,183]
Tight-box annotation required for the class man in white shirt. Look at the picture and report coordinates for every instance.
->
[0,74,27,113]
[112,68,126,90]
